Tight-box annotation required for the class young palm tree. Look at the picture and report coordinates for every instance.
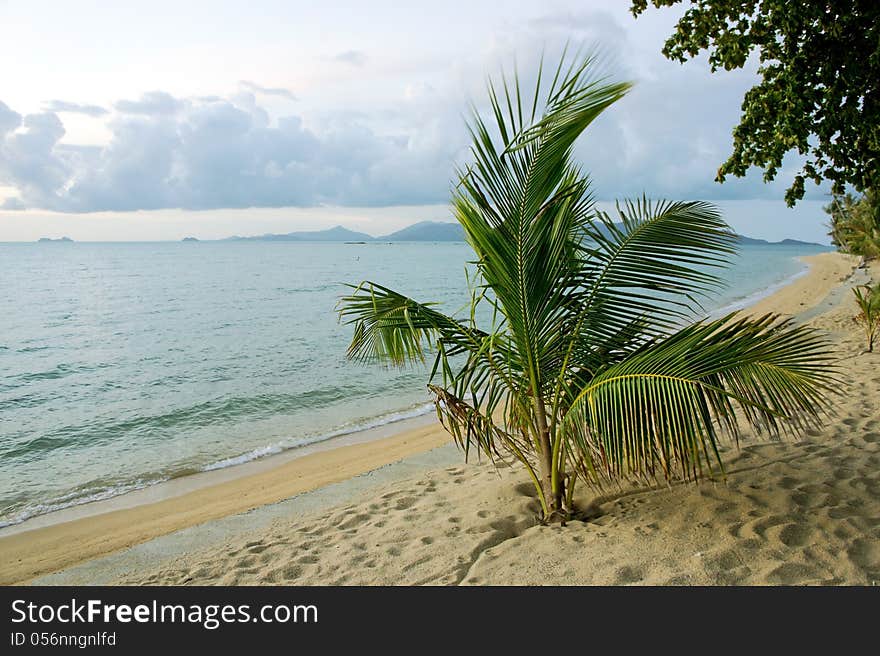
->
[827,190,880,260]
[339,52,837,523]
[853,283,880,352]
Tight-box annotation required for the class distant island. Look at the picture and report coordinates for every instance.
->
[224,222,465,243]
[734,235,824,247]
[27,224,826,246]
[216,220,824,247]
[26,227,825,246]
[226,225,375,242]
[376,222,465,241]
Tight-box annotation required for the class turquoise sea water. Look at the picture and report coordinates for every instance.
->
[0,240,829,526]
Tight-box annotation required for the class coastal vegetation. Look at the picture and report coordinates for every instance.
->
[632,1,880,206]
[339,53,838,523]
[826,190,880,261]
[852,284,880,352]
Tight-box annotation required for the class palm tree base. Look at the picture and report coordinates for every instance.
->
[540,509,570,526]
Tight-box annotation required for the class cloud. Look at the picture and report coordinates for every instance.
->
[0,100,21,135]
[114,91,184,116]
[0,111,74,209]
[487,9,829,202]
[44,100,108,117]
[330,50,367,66]
[0,90,464,212]
[0,197,25,210]
[0,10,830,213]
[239,81,297,101]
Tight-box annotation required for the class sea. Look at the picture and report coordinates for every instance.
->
[0,240,830,527]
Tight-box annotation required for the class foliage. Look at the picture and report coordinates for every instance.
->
[631,1,880,206]
[826,190,880,260]
[852,283,880,352]
[338,52,838,523]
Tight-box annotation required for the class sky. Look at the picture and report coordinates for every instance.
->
[0,0,834,243]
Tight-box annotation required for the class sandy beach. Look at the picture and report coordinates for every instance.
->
[3,250,878,586]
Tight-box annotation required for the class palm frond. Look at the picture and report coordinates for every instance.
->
[454,51,631,393]
[564,313,838,483]
[576,198,738,346]
[429,383,548,511]
[338,281,484,365]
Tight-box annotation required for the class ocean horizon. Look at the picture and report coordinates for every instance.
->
[0,240,830,527]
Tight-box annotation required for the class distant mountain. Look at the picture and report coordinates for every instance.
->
[181,236,199,242]
[735,235,825,247]
[226,225,374,242]
[776,238,827,247]
[37,237,73,242]
[379,221,465,242]
[584,227,823,248]
[223,222,466,242]
[213,221,823,247]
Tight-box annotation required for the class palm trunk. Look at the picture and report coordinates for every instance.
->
[534,396,564,522]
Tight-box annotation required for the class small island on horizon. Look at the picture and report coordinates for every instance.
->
[216,220,828,247]
[23,222,828,246]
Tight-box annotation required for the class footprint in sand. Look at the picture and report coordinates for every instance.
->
[766,561,823,584]
[847,538,880,573]
[613,565,645,585]
[336,513,371,529]
[777,522,813,548]
[862,432,879,444]
[394,497,417,510]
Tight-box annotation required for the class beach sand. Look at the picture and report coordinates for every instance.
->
[3,251,878,586]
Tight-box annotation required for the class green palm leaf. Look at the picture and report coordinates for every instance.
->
[565,314,838,483]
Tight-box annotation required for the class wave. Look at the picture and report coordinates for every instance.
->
[0,385,367,460]
[15,362,93,383]
[201,401,435,471]
[0,476,162,529]
[0,400,435,529]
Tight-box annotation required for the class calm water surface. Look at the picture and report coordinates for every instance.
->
[0,240,829,525]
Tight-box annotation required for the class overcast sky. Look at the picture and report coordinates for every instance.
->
[0,0,834,242]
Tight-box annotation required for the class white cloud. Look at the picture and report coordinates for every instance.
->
[44,100,108,117]
[114,91,185,116]
[0,91,465,211]
[329,50,367,66]
[0,6,830,216]
[238,81,297,101]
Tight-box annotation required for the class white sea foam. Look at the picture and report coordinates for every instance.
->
[200,402,435,472]
[0,403,438,529]
[0,477,162,529]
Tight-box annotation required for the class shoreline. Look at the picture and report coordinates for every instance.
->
[0,251,863,585]
[745,252,862,317]
[0,249,828,532]
[0,416,451,584]
[708,263,810,318]
[0,408,437,535]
